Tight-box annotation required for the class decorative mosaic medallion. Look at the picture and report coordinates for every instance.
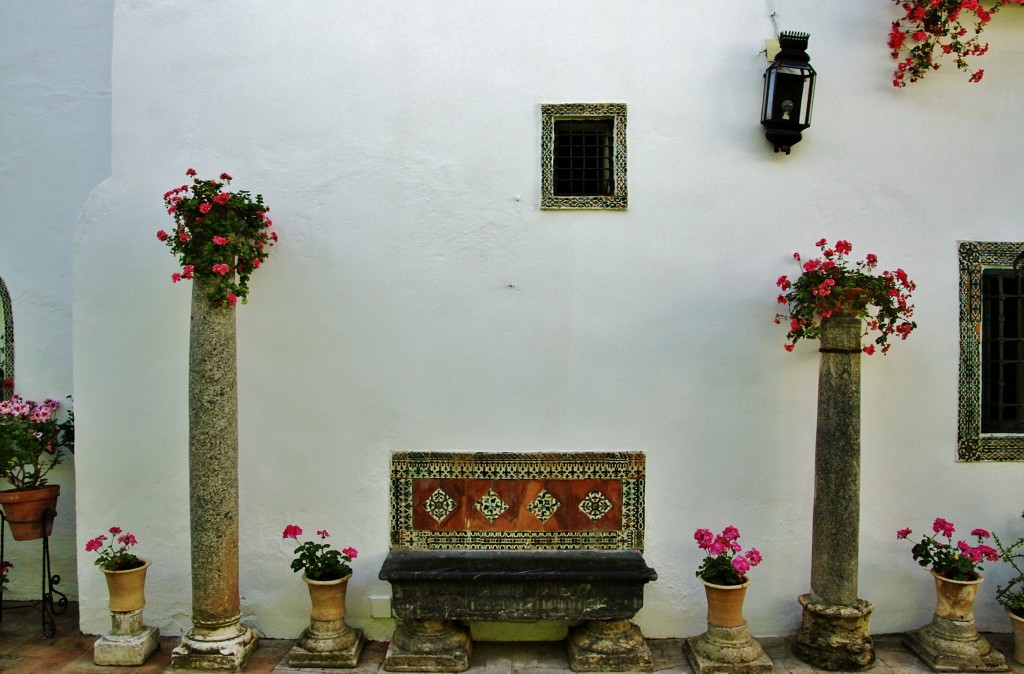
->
[422,488,457,524]
[578,489,613,521]
[527,489,560,523]
[475,488,509,523]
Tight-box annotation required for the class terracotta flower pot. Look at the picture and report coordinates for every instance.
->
[303,573,351,622]
[0,484,59,541]
[931,570,982,622]
[102,558,151,613]
[701,577,750,628]
[1008,610,1024,665]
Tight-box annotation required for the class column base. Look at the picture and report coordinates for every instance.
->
[683,622,773,674]
[567,619,654,672]
[903,615,1008,672]
[383,619,472,672]
[94,625,160,666]
[793,594,875,671]
[289,620,365,668]
[171,622,259,671]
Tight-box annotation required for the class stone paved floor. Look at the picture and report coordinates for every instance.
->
[1,602,1022,673]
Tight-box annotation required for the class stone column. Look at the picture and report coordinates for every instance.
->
[793,316,874,671]
[171,277,259,670]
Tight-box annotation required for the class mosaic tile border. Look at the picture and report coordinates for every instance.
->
[0,276,12,400]
[958,241,1024,461]
[540,103,627,210]
[389,451,645,550]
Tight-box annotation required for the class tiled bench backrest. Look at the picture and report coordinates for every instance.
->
[388,451,646,551]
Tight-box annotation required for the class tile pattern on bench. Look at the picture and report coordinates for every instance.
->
[390,451,645,550]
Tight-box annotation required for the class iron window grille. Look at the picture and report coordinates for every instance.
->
[981,270,1024,433]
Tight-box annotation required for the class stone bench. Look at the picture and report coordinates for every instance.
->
[378,451,657,672]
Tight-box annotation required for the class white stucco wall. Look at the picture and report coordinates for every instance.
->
[73,0,1024,642]
[0,0,113,600]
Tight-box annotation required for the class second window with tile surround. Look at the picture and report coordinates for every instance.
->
[958,241,1024,460]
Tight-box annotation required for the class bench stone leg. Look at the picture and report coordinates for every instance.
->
[383,619,472,672]
[568,619,653,672]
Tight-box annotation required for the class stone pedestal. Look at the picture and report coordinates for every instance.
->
[170,277,259,671]
[568,619,653,672]
[289,616,365,668]
[793,316,875,670]
[793,594,875,671]
[904,615,1008,672]
[383,619,472,672]
[93,608,160,666]
[684,623,772,674]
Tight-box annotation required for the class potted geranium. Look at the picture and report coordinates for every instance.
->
[899,519,1006,670]
[86,526,159,665]
[85,526,149,612]
[0,394,74,540]
[776,238,917,355]
[898,519,998,619]
[693,526,763,626]
[282,524,365,667]
[684,526,771,672]
[994,527,1024,664]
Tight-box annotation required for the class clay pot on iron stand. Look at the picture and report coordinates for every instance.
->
[93,559,160,666]
[0,484,59,541]
[683,579,773,674]
[903,572,1007,672]
[289,573,365,668]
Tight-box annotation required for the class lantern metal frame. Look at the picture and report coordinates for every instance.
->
[761,31,815,155]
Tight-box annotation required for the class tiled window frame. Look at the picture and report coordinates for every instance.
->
[541,103,627,210]
[958,240,1024,460]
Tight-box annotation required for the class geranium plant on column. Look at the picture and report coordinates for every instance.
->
[780,239,918,670]
[283,524,365,667]
[160,168,277,670]
[775,238,917,356]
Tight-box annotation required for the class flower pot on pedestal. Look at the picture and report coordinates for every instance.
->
[93,559,160,666]
[902,572,1007,672]
[0,485,59,541]
[683,579,772,674]
[289,573,365,668]
[1008,611,1024,666]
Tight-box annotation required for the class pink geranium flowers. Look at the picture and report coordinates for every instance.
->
[899,517,998,581]
[694,525,763,586]
[85,526,145,572]
[776,238,917,355]
[283,524,358,582]
[158,168,277,308]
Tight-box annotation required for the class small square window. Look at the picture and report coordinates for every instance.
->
[541,103,626,210]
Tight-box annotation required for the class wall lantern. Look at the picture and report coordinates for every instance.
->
[761,31,815,155]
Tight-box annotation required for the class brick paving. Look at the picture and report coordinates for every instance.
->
[1,601,1022,673]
